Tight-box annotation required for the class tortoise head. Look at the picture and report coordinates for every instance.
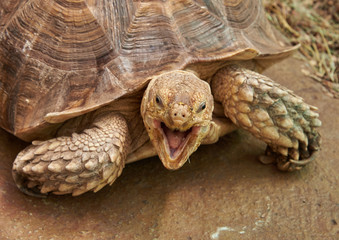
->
[141,70,214,170]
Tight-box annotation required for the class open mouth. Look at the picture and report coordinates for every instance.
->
[154,120,200,160]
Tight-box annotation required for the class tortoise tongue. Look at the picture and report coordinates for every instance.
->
[165,128,187,149]
[162,123,190,157]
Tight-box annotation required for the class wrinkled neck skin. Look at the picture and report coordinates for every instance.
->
[141,70,214,170]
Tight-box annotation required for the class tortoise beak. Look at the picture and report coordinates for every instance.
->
[151,119,208,170]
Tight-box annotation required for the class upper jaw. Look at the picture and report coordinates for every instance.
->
[149,118,209,170]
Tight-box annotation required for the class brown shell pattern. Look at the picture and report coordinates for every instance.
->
[0,0,294,139]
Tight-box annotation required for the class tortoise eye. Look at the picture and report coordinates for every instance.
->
[197,102,206,113]
[155,95,163,107]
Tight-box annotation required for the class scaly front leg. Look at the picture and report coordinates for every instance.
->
[12,113,130,196]
[211,65,321,171]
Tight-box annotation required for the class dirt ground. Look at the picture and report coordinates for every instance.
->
[0,57,338,240]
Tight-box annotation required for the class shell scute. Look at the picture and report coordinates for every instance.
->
[0,0,296,140]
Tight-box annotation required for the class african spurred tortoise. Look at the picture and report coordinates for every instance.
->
[0,0,321,196]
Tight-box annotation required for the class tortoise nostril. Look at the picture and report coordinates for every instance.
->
[170,103,191,126]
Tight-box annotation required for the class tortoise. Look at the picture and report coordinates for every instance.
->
[0,0,321,197]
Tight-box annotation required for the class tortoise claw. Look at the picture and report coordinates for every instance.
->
[259,155,275,165]
[276,154,316,172]
[264,146,317,172]
[277,161,291,171]
[12,171,48,198]
[289,154,316,165]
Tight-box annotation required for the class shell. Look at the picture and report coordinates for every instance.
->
[0,0,296,141]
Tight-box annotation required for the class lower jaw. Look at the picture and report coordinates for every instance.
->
[158,138,199,170]
[149,121,209,170]
[161,158,188,170]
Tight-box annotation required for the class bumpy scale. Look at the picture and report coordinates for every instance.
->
[211,65,321,171]
[12,113,130,196]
